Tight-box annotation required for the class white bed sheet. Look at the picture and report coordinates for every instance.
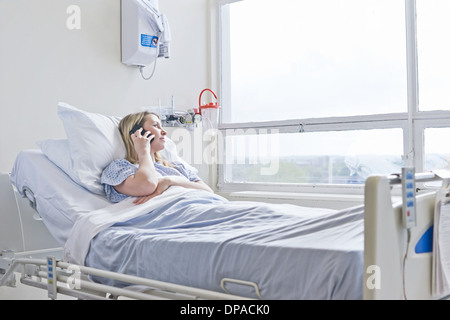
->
[83,192,364,299]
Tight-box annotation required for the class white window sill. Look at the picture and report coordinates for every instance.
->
[220,191,365,210]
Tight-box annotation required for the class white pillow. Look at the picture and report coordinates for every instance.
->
[56,102,126,195]
[36,139,74,180]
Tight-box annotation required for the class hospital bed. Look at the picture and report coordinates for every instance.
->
[1,103,448,300]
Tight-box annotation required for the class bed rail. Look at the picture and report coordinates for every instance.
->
[0,256,253,300]
[364,169,450,300]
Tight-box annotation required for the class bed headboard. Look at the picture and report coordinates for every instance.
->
[0,173,61,256]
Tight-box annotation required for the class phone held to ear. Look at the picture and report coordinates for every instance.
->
[129,124,154,144]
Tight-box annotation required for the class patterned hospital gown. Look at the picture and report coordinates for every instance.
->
[101,159,200,203]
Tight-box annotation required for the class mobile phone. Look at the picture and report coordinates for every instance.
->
[129,124,154,143]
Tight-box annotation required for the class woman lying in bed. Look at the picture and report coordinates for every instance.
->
[101,111,213,205]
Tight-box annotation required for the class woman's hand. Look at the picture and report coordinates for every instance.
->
[132,176,173,205]
[130,128,154,158]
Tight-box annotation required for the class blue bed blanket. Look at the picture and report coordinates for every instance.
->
[69,187,364,299]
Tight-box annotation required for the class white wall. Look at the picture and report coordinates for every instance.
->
[0,0,212,178]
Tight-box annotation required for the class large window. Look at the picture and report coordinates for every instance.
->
[224,129,404,185]
[217,0,450,191]
[226,0,407,122]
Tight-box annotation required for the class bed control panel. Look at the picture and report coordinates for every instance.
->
[47,256,57,299]
[402,167,417,229]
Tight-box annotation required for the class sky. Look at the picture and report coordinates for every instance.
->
[225,0,450,160]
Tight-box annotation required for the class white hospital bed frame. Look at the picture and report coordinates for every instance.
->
[363,172,443,300]
[0,171,446,300]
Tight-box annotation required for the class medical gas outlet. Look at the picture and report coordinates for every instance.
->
[158,109,202,131]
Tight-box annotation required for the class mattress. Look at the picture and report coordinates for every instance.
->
[10,150,365,299]
[10,150,110,246]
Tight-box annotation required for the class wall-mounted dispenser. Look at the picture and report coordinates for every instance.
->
[121,0,171,79]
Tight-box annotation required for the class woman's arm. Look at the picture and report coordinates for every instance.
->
[162,176,213,193]
[133,176,213,205]
[115,131,159,196]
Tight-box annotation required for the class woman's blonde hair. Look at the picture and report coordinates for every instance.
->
[119,111,170,166]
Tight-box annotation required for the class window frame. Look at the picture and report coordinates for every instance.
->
[215,0,450,194]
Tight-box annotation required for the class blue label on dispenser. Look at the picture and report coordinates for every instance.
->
[141,34,158,48]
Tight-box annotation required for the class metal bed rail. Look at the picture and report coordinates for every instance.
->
[0,257,253,300]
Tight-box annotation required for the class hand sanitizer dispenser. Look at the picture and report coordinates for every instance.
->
[121,0,170,68]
